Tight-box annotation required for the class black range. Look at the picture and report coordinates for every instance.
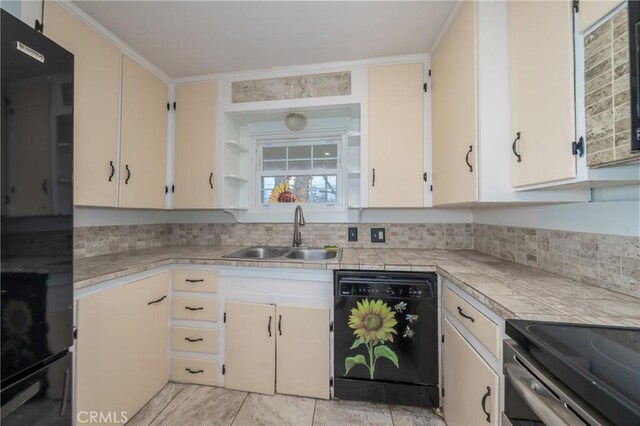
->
[504,320,640,425]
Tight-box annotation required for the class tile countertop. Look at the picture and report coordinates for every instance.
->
[74,246,640,327]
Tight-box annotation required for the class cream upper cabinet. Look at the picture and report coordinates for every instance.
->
[76,273,169,425]
[443,319,499,426]
[431,0,478,205]
[120,55,168,209]
[510,0,577,187]
[44,2,121,207]
[174,82,218,209]
[224,302,276,395]
[276,305,330,399]
[368,63,425,207]
[579,0,624,32]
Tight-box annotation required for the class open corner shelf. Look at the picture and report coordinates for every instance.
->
[223,140,249,153]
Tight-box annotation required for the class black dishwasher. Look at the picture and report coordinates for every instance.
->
[333,270,439,407]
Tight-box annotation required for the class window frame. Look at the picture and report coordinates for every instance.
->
[252,130,348,210]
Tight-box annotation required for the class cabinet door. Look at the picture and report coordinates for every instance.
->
[76,273,169,425]
[276,305,330,399]
[443,319,499,426]
[510,1,576,187]
[224,302,276,394]
[44,2,121,207]
[431,1,478,205]
[120,55,168,209]
[368,63,425,207]
[173,82,217,209]
[579,0,624,32]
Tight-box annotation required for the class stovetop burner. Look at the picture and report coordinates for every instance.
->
[506,320,640,425]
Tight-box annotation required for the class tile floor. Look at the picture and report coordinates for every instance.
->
[126,383,447,426]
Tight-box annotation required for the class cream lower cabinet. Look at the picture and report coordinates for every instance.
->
[173,82,217,209]
[224,302,276,395]
[120,55,168,209]
[76,273,169,425]
[368,62,426,207]
[276,305,331,399]
[225,302,330,399]
[44,1,121,207]
[443,319,499,426]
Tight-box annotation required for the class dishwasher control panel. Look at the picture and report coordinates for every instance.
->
[338,282,434,299]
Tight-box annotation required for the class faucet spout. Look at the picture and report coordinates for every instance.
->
[292,205,306,247]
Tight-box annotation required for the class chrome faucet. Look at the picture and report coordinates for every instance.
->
[292,205,306,247]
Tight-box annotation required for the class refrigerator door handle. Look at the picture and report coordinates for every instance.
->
[59,368,71,416]
[1,381,41,420]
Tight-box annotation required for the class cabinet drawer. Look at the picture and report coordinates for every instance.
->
[172,269,218,293]
[444,288,500,357]
[171,357,218,386]
[172,298,218,322]
[172,327,218,354]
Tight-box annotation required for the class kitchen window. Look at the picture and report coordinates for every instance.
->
[256,134,344,207]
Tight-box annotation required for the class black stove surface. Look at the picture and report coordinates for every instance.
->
[506,320,640,425]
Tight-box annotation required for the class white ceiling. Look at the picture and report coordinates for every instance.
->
[72,1,456,79]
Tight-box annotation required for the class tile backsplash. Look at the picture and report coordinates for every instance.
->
[73,222,639,299]
[584,5,639,167]
[231,71,351,103]
[473,224,639,298]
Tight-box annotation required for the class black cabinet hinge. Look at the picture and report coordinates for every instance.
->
[573,0,579,13]
[423,172,428,182]
[171,185,175,193]
[428,69,431,77]
[330,377,334,387]
[329,321,334,332]
[73,328,78,339]
[34,19,43,33]
[442,388,445,397]
[430,185,433,192]
[423,82,428,93]
[167,102,170,111]
[173,102,176,110]
[572,137,584,157]
[224,312,227,323]
[222,364,226,375]
[441,334,444,343]
[165,186,168,194]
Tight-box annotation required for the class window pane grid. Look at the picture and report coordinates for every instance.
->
[257,137,343,205]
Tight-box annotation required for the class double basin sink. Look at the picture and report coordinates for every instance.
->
[222,246,341,262]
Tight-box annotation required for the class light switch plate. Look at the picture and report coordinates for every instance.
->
[371,228,386,243]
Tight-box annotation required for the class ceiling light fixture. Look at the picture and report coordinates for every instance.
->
[285,112,307,132]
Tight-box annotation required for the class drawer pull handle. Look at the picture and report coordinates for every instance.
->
[481,386,491,422]
[512,132,522,162]
[185,306,204,311]
[108,161,115,182]
[185,337,203,342]
[147,295,166,305]
[125,165,131,184]
[185,279,204,283]
[268,315,272,337]
[278,315,282,336]
[457,306,475,322]
[185,368,204,374]
[465,145,473,172]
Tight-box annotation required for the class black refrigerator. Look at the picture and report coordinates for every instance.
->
[1,9,74,425]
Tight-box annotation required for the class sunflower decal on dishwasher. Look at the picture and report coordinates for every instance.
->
[345,299,399,379]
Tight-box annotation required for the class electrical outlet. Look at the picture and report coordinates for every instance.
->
[348,227,358,242]
[371,228,386,243]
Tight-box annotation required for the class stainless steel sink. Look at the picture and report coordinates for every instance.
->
[222,246,341,262]
[284,248,339,261]
[223,247,290,259]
